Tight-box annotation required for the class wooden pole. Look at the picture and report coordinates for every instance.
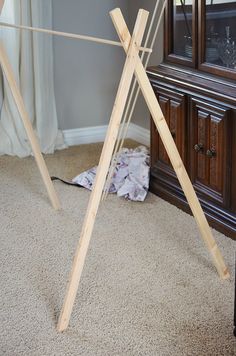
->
[0,21,152,54]
[0,0,5,14]
[110,8,229,280]
[102,0,166,201]
[118,0,166,151]
[57,9,149,332]
[0,41,61,210]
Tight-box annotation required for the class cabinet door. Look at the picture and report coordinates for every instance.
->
[151,86,187,174]
[190,98,231,207]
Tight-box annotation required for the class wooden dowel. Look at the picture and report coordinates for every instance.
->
[0,21,152,53]
[0,0,5,15]
[118,0,166,151]
[0,41,61,210]
[57,9,149,333]
[102,0,166,201]
[110,8,229,280]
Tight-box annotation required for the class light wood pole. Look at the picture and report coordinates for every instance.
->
[57,8,229,333]
[0,42,60,210]
[57,9,150,332]
[0,0,5,14]
[0,0,59,209]
[0,21,152,54]
[110,8,229,280]
[0,1,229,332]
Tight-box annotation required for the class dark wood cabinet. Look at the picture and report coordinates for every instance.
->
[148,0,236,238]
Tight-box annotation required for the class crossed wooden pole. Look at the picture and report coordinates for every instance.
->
[0,41,61,210]
[0,0,60,210]
[56,9,229,332]
[0,1,229,332]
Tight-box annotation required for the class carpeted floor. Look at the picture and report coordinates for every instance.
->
[0,141,235,356]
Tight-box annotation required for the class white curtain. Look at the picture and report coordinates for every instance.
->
[0,0,66,157]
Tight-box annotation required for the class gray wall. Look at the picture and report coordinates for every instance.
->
[52,0,163,131]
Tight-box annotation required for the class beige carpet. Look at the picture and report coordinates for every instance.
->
[0,142,235,356]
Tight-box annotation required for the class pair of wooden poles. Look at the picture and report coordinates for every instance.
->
[0,3,229,333]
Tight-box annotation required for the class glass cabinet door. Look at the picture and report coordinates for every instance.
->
[200,0,236,77]
[173,0,193,56]
[166,0,196,66]
[165,0,236,78]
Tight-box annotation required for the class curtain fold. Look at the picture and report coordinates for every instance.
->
[0,0,66,157]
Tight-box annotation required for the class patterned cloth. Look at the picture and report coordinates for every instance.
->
[72,146,150,201]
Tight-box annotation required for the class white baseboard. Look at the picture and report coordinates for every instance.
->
[63,123,150,147]
[63,125,107,146]
[127,123,150,147]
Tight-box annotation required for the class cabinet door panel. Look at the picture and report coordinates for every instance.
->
[151,86,187,174]
[196,111,209,184]
[171,100,184,155]
[159,96,170,165]
[209,115,224,192]
[190,98,231,207]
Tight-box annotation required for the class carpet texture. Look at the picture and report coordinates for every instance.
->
[0,142,235,356]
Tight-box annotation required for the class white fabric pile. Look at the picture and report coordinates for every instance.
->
[73,146,150,201]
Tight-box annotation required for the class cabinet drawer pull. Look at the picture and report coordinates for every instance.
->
[206,149,216,158]
[194,143,204,153]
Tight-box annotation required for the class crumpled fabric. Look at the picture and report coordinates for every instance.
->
[72,146,150,201]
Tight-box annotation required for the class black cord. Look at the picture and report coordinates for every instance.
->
[51,176,83,188]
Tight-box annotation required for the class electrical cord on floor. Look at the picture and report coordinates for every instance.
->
[51,176,83,188]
